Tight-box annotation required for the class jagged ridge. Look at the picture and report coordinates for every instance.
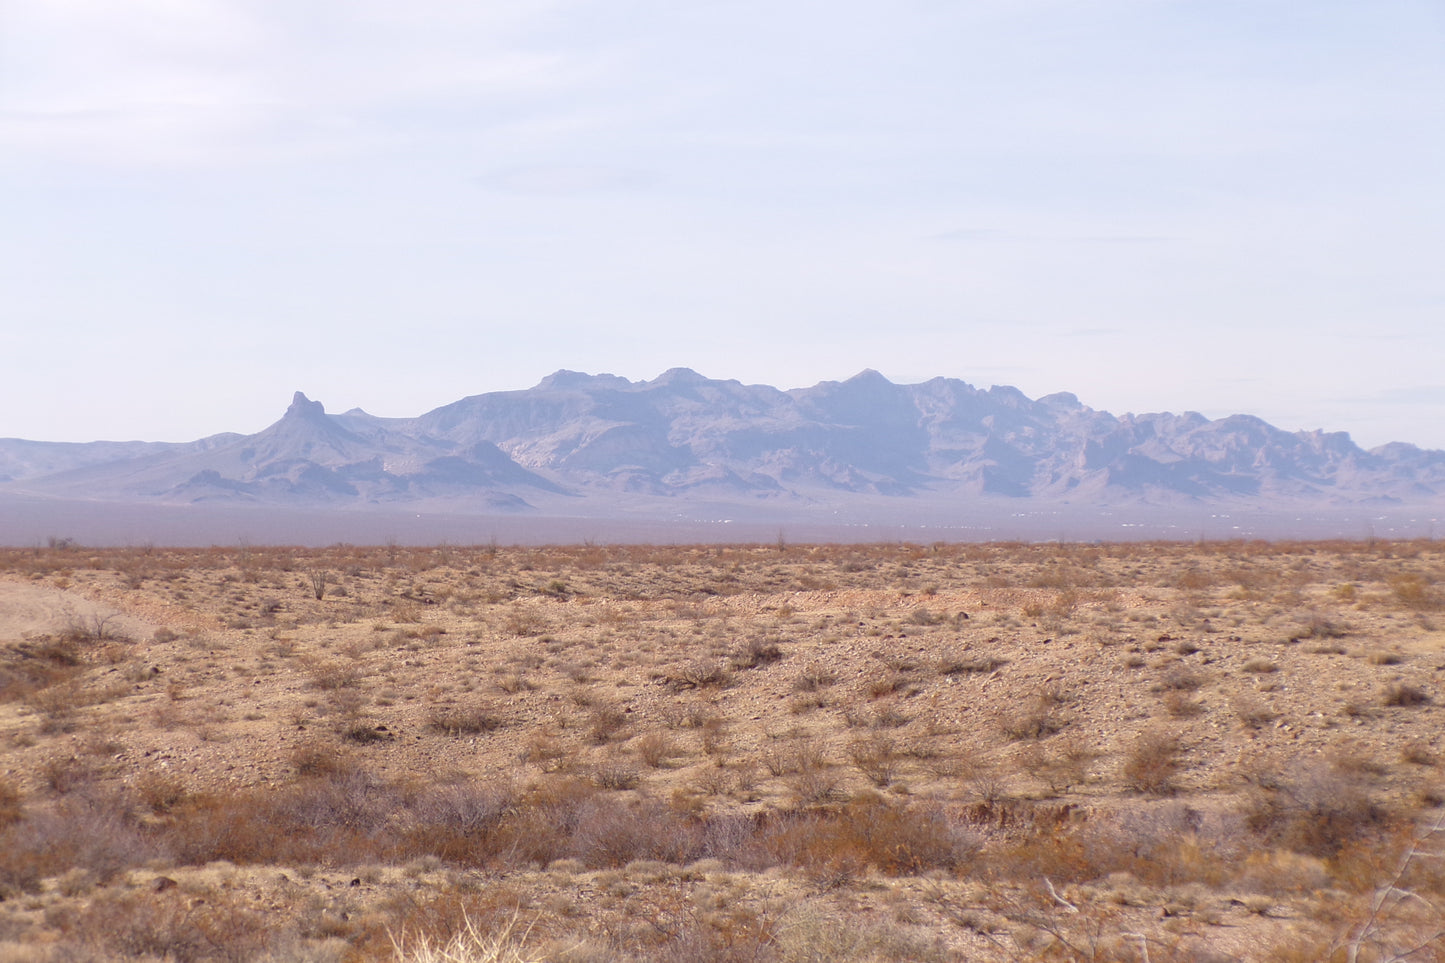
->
[2,371,1443,512]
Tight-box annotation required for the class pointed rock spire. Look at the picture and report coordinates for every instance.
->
[285,392,327,421]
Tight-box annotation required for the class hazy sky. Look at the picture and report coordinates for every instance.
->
[3,1,1442,449]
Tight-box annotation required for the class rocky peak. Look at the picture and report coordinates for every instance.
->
[284,392,328,422]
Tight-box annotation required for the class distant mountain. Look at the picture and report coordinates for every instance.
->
[3,371,1444,523]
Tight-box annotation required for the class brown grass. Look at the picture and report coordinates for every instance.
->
[0,538,1442,960]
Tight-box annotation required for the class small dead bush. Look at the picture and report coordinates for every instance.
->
[936,651,1007,676]
[1244,763,1400,859]
[674,660,731,690]
[1162,691,1205,718]
[998,687,1070,740]
[1382,682,1431,708]
[731,637,785,669]
[793,662,838,691]
[587,704,630,744]
[1122,730,1183,796]
[588,761,641,791]
[73,887,273,963]
[289,740,356,779]
[428,701,506,735]
[847,733,901,787]
[1233,694,1279,729]
[632,731,678,768]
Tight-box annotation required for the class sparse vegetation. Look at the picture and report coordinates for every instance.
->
[0,538,1442,960]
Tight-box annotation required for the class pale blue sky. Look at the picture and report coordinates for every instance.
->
[3,1,1442,448]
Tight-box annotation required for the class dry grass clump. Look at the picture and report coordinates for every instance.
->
[1382,682,1432,708]
[997,686,1070,740]
[632,730,679,768]
[427,701,506,735]
[391,913,545,963]
[1121,730,1183,795]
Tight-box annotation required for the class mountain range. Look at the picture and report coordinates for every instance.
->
[2,369,1443,542]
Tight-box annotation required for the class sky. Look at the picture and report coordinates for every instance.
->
[2,0,1442,449]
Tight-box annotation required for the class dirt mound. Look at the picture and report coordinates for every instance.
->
[0,579,158,643]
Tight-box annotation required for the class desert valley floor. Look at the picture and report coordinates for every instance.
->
[1,539,1443,961]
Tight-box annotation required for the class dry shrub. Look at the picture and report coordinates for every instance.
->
[936,650,1007,676]
[289,739,356,779]
[756,797,978,876]
[522,732,572,773]
[402,782,519,866]
[860,669,911,699]
[786,765,846,805]
[1122,730,1183,796]
[843,704,912,730]
[1382,682,1431,707]
[1078,803,1224,888]
[59,611,130,644]
[1244,762,1400,859]
[68,887,273,963]
[135,771,190,815]
[0,778,21,829]
[169,768,404,867]
[1390,574,1440,610]
[1232,693,1278,729]
[586,703,630,744]
[730,637,785,669]
[675,660,732,689]
[997,687,1070,740]
[588,760,641,791]
[566,797,703,868]
[1157,665,1205,691]
[1019,733,1098,795]
[680,701,720,730]
[760,738,829,777]
[793,662,838,691]
[0,637,85,703]
[847,733,900,787]
[386,911,544,963]
[1162,691,1205,718]
[632,731,678,768]
[427,701,506,735]
[40,755,101,796]
[1401,740,1438,767]
[0,792,159,891]
[303,659,361,690]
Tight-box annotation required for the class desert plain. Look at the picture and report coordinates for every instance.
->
[0,538,1442,961]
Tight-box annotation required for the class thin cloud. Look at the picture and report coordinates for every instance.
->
[476,164,660,196]
[1351,386,1445,406]
[930,228,1174,244]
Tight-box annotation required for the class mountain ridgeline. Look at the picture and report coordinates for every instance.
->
[3,370,1443,516]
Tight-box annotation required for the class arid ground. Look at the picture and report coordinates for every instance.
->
[1,539,1443,962]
